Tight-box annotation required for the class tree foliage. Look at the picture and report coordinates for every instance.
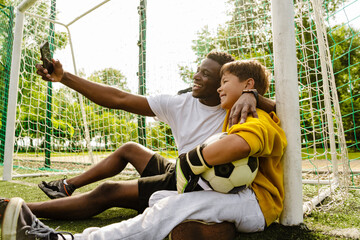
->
[328,25,360,149]
[179,0,359,148]
[88,68,129,90]
[179,0,347,79]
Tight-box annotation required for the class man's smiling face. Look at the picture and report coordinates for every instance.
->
[192,58,222,106]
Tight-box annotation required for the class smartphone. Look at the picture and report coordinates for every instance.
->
[40,41,54,74]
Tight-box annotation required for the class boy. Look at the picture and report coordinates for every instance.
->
[176,60,287,231]
[0,60,286,239]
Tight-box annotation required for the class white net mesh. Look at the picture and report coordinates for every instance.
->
[2,0,358,214]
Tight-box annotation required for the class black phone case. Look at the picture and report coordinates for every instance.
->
[40,42,54,74]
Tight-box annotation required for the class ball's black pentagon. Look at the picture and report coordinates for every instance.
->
[229,185,246,194]
[214,163,234,178]
[248,157,258,173]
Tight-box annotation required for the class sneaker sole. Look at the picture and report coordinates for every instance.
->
[1,197,24,240]
[38,183,67,199]
[169,220,236,240]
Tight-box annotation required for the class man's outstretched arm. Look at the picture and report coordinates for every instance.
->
[36,59,155,116]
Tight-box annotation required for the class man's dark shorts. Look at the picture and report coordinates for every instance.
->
[137,153,176,213]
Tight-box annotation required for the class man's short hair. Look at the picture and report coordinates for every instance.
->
[206,51,235,67]
[177,51,235,95]
[220,60,270,95]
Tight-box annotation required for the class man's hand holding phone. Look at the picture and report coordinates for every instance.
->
[36,41,64,82]
[40,42,54,74]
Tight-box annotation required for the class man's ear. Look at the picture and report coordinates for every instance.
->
[245,78,255,89]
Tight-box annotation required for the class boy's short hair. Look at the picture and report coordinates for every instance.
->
[220,60,270,95]
[206,51,235,67]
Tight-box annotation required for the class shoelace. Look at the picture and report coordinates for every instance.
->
[26,218,74,240]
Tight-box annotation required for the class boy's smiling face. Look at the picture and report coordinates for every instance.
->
[217,72,250,110]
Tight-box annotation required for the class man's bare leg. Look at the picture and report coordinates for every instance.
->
[31,142,156,219]
[41,142,153,192]
[29,180,140,220]
[67,142,154,188]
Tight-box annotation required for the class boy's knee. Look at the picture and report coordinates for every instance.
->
[149,190,177,207]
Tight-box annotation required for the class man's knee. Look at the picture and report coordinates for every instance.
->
[116,142,149,159]
[116,141,139,154]
[90,181,121,199]
[89,180,139,209]
[91,180,138,198]
[115,142,154,171]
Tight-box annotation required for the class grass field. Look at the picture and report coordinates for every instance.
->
[0,167,359,239]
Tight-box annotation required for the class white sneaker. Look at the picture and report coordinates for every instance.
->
[0,197,74,240]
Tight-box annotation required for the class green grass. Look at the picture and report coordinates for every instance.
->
[15,150,179,158]
[14,151,114,157]
[0,167,359,239]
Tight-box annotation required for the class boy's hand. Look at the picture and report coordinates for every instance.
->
[35,59,64,82]
[176,153,199,194]
[176,145,212,193]
[229,93,258,127]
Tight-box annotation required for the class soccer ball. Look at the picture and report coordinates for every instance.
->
[200,132,259,193]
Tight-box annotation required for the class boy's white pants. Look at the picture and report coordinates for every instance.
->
[70,188,265,240]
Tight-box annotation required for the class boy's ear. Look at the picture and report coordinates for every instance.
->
[245,78,255,89]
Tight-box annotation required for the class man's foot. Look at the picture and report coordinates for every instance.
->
[38,179,76,199]
[169,220,236,240]
[0,197,74,240]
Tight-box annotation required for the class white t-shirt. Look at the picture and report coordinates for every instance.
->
[147,92,226,154]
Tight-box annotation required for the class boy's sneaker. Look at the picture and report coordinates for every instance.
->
[169,220,236,240]
[0,197,74,240]
[38,179,76,199]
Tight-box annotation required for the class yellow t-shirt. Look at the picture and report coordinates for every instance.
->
[222,109,287,226]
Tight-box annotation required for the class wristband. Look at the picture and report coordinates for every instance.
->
[186,145,211,175]
[242,89,259,107]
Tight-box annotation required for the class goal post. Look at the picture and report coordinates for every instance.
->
[271,0,303,225]
[3,0,38,181]
[3,0,104,179]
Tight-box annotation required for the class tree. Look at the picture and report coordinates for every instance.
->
[178,0,348,84]
[178,0,273,85]
[328,25,360,149]
[87,67,134,119]
[179,0,358,148]
[85,68,136,149]
[10,1,69,148]
[0,2,14,161]
[88,68,129,90]
[147,122,176,151]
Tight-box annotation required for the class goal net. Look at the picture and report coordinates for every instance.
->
[188,0,357,214]
[1,0,359,218]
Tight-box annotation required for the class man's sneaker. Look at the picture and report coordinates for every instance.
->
[169,220,236,240]
[38,179,76,199]
[0,197,74,240]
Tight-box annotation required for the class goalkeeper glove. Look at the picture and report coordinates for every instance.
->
[176,145,212,193]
